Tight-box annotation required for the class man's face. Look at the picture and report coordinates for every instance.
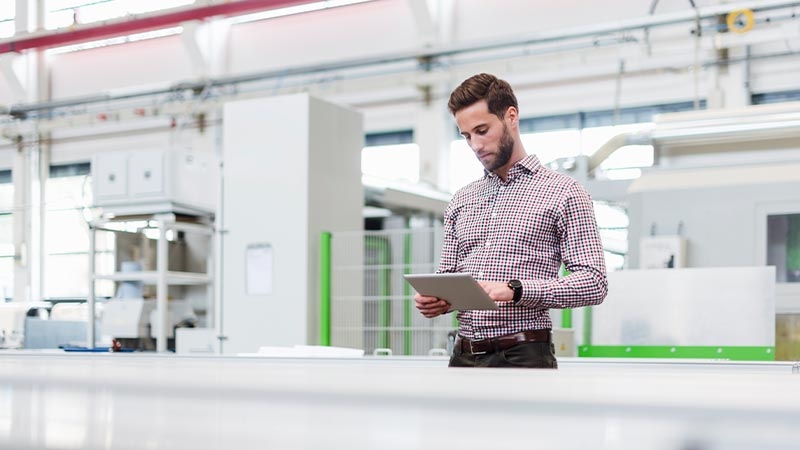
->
[455,100,515,173]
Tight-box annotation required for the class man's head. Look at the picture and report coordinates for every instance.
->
[448,74,524,177]
[447,73,518,119]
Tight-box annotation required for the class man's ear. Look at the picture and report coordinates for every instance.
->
[505,106,519,127]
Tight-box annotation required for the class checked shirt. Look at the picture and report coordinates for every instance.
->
[439,154,608,340]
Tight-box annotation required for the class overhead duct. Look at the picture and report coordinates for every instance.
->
[588,102,800,173]
[589,130,654,174]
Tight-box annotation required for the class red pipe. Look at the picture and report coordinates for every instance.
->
[0,0,316,54]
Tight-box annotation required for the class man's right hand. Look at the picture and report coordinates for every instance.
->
[414,293,451,318]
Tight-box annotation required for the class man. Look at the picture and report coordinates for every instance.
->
[415,73,608,368]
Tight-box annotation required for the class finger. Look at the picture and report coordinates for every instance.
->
[416,300,439,310]
[419,308,436,317]
[419,307,445,317]
[422,308,448,318]
[418,298,442,309]
[420,301,445,311]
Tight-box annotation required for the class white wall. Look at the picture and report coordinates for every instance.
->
[49,36,196,98]
[229,1,419,74]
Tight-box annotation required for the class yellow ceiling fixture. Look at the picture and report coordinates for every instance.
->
[726,8,755,34]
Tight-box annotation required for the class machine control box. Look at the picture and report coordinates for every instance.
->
[92,149,217,215]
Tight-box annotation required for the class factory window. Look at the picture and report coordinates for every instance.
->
[447,140,479,194]
[0,3,14,38]
[365,130,413,147]
[518,113,581,133]
[767,214,800,283]
[0,170,12,301]
[362,144,420,183]
[517,101,703,132]
[362,131,419,183]
[42,163,114,299]
[751,90,800,105]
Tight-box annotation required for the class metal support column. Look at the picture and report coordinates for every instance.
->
[87,224,96,349]
[156,215,169,352]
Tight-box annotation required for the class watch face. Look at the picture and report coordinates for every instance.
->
[508,280,523,302]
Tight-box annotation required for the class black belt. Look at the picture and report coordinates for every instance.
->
[456,329,551,355]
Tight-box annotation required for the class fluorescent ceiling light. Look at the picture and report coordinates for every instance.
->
[44,0,375,54]
[45,26,183,55]
[230,0,374,25]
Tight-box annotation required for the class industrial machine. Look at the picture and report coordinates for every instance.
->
[89,149,216,352]
[0,302,51,348]
[100,298,197,351]
[92,148,217,216]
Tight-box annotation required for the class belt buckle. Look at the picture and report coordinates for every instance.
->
[467,339,487,355]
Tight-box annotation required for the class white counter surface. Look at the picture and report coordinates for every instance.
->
[0,352,798,449]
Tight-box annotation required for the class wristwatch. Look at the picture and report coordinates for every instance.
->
[507,279,523,303]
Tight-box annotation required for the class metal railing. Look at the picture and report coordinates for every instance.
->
[320,227,455,356]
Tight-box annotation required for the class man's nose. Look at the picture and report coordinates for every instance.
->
[470,136,485,152]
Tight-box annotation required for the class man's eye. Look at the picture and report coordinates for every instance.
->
[476,129,487,135]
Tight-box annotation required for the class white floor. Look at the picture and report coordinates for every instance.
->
[0,352,798,449]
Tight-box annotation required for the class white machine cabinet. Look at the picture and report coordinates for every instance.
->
[221,94,363,354]
[92,149,216,215]
[93,151,129,200]
[128,151,165,196]
[88,213,215,352]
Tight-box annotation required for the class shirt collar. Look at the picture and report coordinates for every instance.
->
[485,154,541,181]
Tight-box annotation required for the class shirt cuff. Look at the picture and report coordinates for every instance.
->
[518,280,539,307]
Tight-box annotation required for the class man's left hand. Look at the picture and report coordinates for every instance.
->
[477,281,514,303]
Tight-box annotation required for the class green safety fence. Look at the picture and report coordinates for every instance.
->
[403,233,412,355]
[321,231,421,354]
[319,232,331,346]
[364,237,392,350]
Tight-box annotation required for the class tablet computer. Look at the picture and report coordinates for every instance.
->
[404,273,499,311]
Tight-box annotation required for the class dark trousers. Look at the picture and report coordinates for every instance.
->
[449,341,558,369]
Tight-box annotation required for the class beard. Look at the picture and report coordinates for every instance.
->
[483,124,515,172]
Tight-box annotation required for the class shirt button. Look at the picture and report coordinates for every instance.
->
[485,241,491,247]
[491,212,497,218]
[477,272,484,278]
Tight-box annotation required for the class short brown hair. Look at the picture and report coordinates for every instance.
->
[447,73,518,118]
